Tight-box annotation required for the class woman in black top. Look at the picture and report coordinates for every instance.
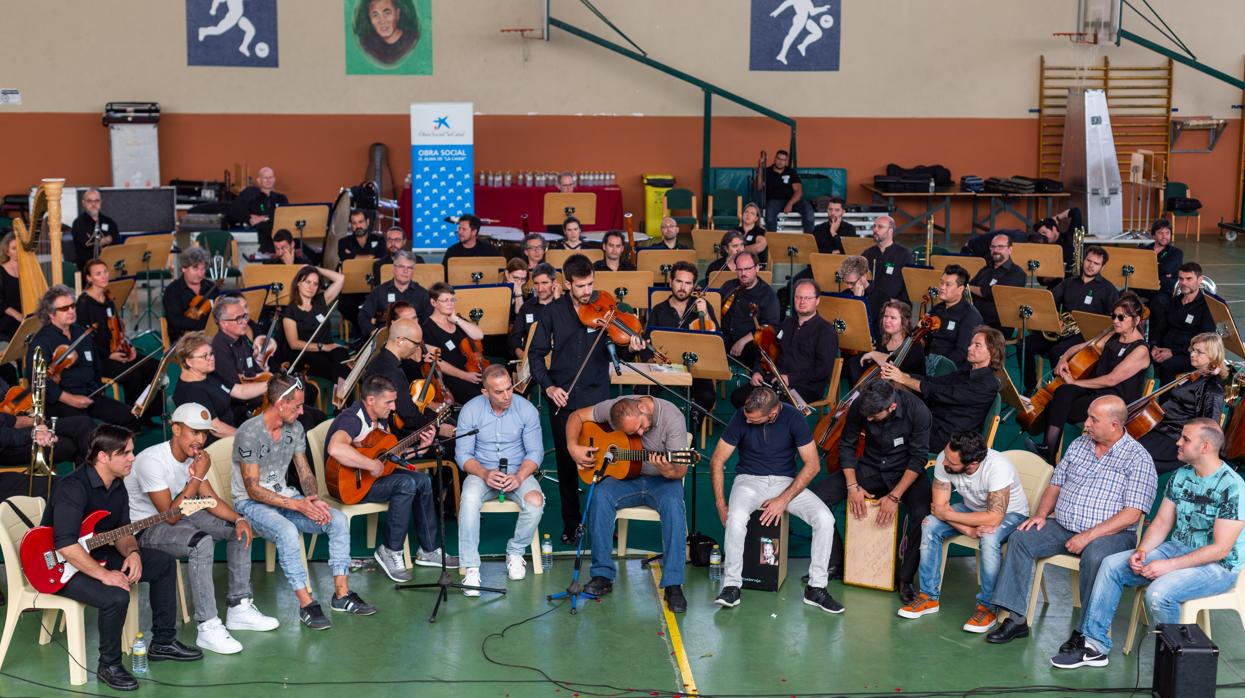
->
[282,264,350,398]
[1029,291,1151,460]
[847,300,926,387]
[420,282,486,405]
[172,332,246,438]
[0,233,23,341]
[550,216,596,251]
[1138,332,1226,473]
[733,202,769,268]
[76,259,158,413]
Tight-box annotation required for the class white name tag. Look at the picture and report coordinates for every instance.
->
[315,314,326,323]
[587,327,598,334]
[947,321,956,331]
[220,383,230,393]
[989,278,998,286]
[106,307,114,317]
[776,330,784,340]
[746,235,756,244]
[444,339,455,351]
[525,313,534,324]
[387,293,396,303]
[246,357,254,368]
[893,436,905,447]
[83,351,92,362]
[1118,347,1126,357]
[102,223,110,231]
[885,266,895,275]
[1083,295,1093,305]
[1185,314,1195,325]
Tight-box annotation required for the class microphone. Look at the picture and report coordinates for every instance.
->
[607,342,622,377]
[498,457,509,504]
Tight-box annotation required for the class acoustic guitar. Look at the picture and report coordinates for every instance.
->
[576,421,700,485]
[325,404,451,504]
[21,497,217,594]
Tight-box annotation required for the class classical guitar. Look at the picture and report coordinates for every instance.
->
[20,497,217,594]
[326,404,452,504]
[576,421,700,485]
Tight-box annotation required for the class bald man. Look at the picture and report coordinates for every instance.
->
[364,318,434,436]
[236,166,289,253]
[646,216,688,250]
[861,215,915,309]
[986,396,1157,651]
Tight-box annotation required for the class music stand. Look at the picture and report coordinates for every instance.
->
[445,257,506,287]
[690,228,721,262]
[100,245,148,279]
[1205,295,1245,359]
[0,316,40,370]
[902,267,945,306]
[241,265,300,306]
[543,193,597,226]
[809,252,846,292]
[609,362,693,387]
[1011,243,1067,284]
[636,249,697,280]
[594,271,655,315]
[340,257,378,294]
[840,237,873,256]
[767,232,818,314]
[993,362,1030,424]
[648,289,722,320]
[1071,311,1113,341]
[106,278,136,311]
[546,249,603,272]
[816,295,874,353]
[930,254,986,279]
[272,203,331,251]
[992,285,1062,386]
[452,285,511,335]
[396,263,445,290]
[1100,247,1159,291]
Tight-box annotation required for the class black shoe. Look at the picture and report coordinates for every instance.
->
[299,601,332,630]
[1059,630,1085,654]
[1023,436,1054,464]
[801,566,842,585]
[664,585,687,613]
[147,638,203,662]
[1051,644,1109,669]
[561,530,581,546]
[986,618,1030,644]
[802,586,845,614]
[97,662,139,691]
[583,576,613,597]
[898,582,917,606]
[330,591,377,616]
[715,586,741,608]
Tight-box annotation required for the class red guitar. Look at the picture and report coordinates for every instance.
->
[20,497,216,594]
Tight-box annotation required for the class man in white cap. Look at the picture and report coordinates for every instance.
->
[126,403,279,655]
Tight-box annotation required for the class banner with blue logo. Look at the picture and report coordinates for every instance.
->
[186,0,278,68]
[411,103,474,249]
[749,0,840,72]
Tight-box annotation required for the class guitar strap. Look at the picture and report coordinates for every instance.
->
[3,499,37,531]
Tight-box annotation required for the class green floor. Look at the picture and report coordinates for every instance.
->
[5,235,1245,696]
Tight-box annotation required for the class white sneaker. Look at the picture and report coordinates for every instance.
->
[462,567,481,597]
[226,598,280,632]
[506,554,527,581]
[196,618,243,655]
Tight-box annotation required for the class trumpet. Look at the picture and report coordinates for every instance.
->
[1041,311,1082,342]
[28,347,55,497]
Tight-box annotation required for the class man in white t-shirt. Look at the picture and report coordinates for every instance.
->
[126,403,278,655]
[897,430,1031,634]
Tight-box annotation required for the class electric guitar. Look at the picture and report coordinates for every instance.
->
[326,404,452,504]
[576,421,700,485]
[20,497,217,594]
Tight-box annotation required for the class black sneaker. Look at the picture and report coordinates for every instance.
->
[299,601,332,630]
[1059,630,1085,654]
[715,586,741,608]
[802,586,845,614]
[664,585,687,613]
[985,617,1029,644]
[583,576,613,597]
[800,566,842,585]
[147,638,203,662]
[330,591,377,616]
[898,582,917,606]
[97,662,138,691]
[1051,645,1109,669]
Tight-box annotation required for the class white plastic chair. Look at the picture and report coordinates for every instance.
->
[478,500,543,574]
[1124,564,1245,654]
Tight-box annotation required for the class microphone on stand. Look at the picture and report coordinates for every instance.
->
[607,342,622,377]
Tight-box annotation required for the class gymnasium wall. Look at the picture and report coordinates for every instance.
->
[3,0,1242,232]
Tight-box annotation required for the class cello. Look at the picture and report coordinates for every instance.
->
[1015,326,1112,430]
[1124,371,1198,440]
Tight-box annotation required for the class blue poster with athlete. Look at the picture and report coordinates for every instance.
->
[186,0,279,68]
[749,0,840,72]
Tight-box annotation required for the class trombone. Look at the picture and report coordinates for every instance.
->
[28,347,56,497]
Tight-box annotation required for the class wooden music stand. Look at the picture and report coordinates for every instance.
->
[610,362,692,387]
[1205,295,1245,358]
[843,498,898,591]
[453,285,511,336]
[767,232,818,286]
[380,263,447,290]
[543,193,597,226]
[100,245,149,278]
[648,289,722,320]
[106,278,136,309]
[930,254,986,279]
[691,228,721,262]
[1100,247,1159,291]
[272,204,331,246]
[992,285,1063,336]
[994,361,1029,415]
[817,295,873,352]
[241,264,300,305]
[1011,243,1066,281]
[1071,311,1113,341]
[595,271,655,315]
[0,315,41,369]
[636,249,697,280]
[902,267,945,305]
[546,249,603,271]
[809,252,846,292]
[446,257,507,287]
[649,329,732,381]
[841,237,873,256]
[339,257,379,293]
[128,234,175,271]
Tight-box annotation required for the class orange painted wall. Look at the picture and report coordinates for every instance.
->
[3,113,1239,235]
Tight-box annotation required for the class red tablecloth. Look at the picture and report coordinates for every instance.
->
[398,184,625,234]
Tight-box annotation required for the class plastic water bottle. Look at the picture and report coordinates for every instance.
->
[708,545,722,583]
[541,534,554,571]
[131,632,148,675]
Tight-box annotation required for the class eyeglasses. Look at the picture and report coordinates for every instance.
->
[1190,347,1207,356]
[190,351,214,360]
[221,315,248,324]
[82,198,101,204]
[794,295,818,302]
[736,265,757,272]
[278,378,304,401]
[53,304,74,313]
[393,264,415,271]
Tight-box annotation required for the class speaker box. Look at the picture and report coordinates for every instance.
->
[1152,623,1218,698]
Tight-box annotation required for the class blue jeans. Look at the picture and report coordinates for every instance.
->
[589,475,686,587]
[765,198,815,232]
[236,496,350,591]
[457,473,545,569]
[360,469,438,553]
[1081,541,1240,654]
[918,504,1027,606]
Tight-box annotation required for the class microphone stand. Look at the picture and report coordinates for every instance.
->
[547,452,613,615]
[394,428,505,622]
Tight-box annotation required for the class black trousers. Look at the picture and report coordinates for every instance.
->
[0,415,95,467]
[809,469,932,586]
[1139,429,1182,474]
[337,292,367,340]
[1021,333,1081,394]
[101,356,159,419]
[291,346,351,383]
[56,548,177,668]
[0,472,56,500]
[48,394,141,431]
[549,407,580,534]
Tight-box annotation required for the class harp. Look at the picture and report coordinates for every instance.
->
[13,178,65,314]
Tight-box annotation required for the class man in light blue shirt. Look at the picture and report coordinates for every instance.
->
[455,364,545,593]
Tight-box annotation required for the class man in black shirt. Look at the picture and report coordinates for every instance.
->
[370,226,424,287]
[337,209,385,262]
[718,251,781,369]
[441,215,498,267]
[528,254,645,542]
[593,230,637,272]
[969,234,1027,337]
[862,215,915,308]
[43,425,202,690]
[811,380,933,604]
[646,216,688,250]
[0,377,92,467]
[69,188,120,270]
[1145,218,1183,311]
[927,264,984,369]
[1021,245,1120,393]
[811,196,853,254]
[705,231,746,286]
[883,326,1003,452]
[732,278,837,408]
[233,167,288,253]
[508,263,558,361]
[270,229,311,266]
[1150,262,1216,383]
[1030,206,1082,274]
[164,247,217,345]
[642,261,719,424]
[762,149,814,233]
[359,250,432,335]
[364,318,440,435]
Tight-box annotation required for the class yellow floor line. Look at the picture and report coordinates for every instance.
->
[649,563,698,696]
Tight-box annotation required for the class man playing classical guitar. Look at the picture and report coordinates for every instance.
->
[41,425,202,691]
[565,395,691,613]
[324,374,448,584]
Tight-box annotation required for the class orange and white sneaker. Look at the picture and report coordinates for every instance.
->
[897,592,940,619]
[963,604,997,633]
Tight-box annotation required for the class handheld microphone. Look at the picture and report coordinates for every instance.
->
[498,457,509,503]
[607,342,622,377]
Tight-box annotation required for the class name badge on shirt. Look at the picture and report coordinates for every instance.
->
[885,263,895,275]
[989,278,998,286]
[746,234,756,244]
[1118,347,1126,357]
[444,339,456,351]
[893,436,905,447]
[1083,294,1093,305]
[947,321,956,331]
[246,357,254,368]
[83,350,92,362]
[776,330,784,340]
[587,327,598,334]
[220,383,230,393]
[387,293,396,303]
[315,314,326,323]
[102,223,110,231]
[106,307,114,317]
[525,313,534,324]
[1185,314,1195,325]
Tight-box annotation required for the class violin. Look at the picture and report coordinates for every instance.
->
[459,309,490,375]
[576,290,669,363]
[1125,371,1198,440]
[688,290,716,332]
[410,345,452,414]
[47,325,97,384]
[720,285,740,319]
[184,278,219,321]
[104,290,134,358]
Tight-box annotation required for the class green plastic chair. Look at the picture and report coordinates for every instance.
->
[925,354,958,377]
[1163,181,1201,241]
[982,393,1002,448]
[707,188,741,229]
[662,189,698,228]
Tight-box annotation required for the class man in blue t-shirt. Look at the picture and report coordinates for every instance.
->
[1052,418,1245,669]
[709,387,842,614]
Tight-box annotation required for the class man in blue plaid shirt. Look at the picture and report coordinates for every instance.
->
[984,396,1157,652]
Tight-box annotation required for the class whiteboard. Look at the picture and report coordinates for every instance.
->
[109,123,160,189]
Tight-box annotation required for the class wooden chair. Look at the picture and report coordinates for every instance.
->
[477,500,543,574]
[615,433,693,557]
[691,228,723,262]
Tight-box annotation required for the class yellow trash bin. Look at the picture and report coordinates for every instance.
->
[642,174,675,234]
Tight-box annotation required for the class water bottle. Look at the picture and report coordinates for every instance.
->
[928,177,935,194]
[541,534,554,571]
[497,458,509,504]
[708,545,722,583]
[131,632,148,675]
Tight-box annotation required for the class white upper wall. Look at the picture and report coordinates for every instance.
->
[5,0,1242,118]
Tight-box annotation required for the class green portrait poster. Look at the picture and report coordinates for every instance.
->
[344,0,431,75]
